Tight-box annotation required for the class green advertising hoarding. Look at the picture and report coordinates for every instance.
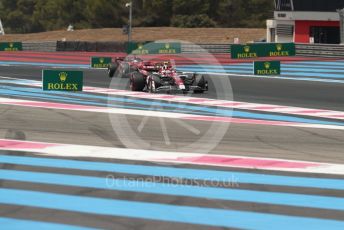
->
[42,70,83,91]
[254,61,281,75]
[127,42,181,54]
[0,42,22,51]
[90,57,112,68]
[231,43,295,59]
[126,41,150,54]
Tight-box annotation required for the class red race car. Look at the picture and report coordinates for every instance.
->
[130,62,208,94]
[108,58,207,94]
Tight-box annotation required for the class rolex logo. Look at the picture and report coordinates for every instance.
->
[276,44,282,51]
[138,44,143,49]
[99,58,104,63]
[165,43,170,49]
[59,72,67,82]
[9,43,13,48]
[264,62,271,69]
[244,46,250,53]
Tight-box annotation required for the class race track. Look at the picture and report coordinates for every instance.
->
[0,52,344,229]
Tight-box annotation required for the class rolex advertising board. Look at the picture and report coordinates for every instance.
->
[90,57,112,68]
[231,43,295,59]
[0,42,22,51]
[254,61,281,76]
[42,70,83,91]
[127,42,181,54]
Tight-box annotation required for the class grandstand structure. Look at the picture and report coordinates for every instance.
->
[267,0,344,44]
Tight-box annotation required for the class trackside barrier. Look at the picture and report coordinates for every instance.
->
[181,43,231,53]
[295,43,344,57]
[182,43,344,57]
[12,41,344,58]
[22,41,56,52]
[56,41,126,52]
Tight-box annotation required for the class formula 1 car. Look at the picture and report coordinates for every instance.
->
[129,63,208,94]
[108,58,207,94]
[107,56,160,78]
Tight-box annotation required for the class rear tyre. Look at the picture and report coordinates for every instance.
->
[193,75,207,93]
[130,72,145,91]
[108,62,118,78]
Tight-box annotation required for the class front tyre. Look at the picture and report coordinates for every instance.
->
[130,72,145,91]
[147,75,162,93]
[108,63,118,78]
[193,75,207,93]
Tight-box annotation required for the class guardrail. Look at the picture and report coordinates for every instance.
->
[56,41,126,52]
[22,41,57,52]
[181,43,231,53]
[295,44,344,57]
[182,43,344,57]
[18,41,344,58]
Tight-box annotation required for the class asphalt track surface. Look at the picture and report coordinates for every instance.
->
[0,65,343,161]
[1,54,344,229]
[1,64,344,110]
